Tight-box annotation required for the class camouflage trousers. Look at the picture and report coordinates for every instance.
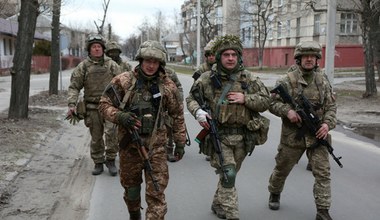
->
[119,138,168,220]
[84,109,118,164]
[210,134,247,219]
[268,143,331,209]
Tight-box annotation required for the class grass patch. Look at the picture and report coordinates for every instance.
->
[167,64,194,75]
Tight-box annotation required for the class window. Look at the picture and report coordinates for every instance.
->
[286,20,291,37]
[268,24,273,39]
[296,17,301,37]
[277,22,282,38]
[314,14,321,35]
[9,39,13,55]
[242,28,246,40]
[340,13,358,34]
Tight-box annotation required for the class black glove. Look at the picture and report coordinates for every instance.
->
[174,143,185,161]
[116,111,139,129]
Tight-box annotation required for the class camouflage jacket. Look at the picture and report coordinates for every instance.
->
[186,66,270,128]
[192,62,212,81]
[270,65,337,148]
[67,55,121,106]
[119,60,133,72]
[98,70,186,146]
[165,67,184,102]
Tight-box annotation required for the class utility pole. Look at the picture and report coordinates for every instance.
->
[325,0,336,86]
[196,0,201,67]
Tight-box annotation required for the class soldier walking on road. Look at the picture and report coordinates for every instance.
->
[187,35,270,220]
[267,41,337,220]
[67,34,121,176]
[99,40,186,220]
[105,40,133,72]
[192,39,216,81]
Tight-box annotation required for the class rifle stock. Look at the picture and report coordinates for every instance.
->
[104,84,160,191]
[270,84,343,168]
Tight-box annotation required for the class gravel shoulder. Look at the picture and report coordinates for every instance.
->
[0,78,379,219]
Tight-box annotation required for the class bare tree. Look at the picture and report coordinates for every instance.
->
[240,0,274,69]
[124,34,140,59]
[49,0,61,95]
[9,0,40,119]
[94,0,111,36]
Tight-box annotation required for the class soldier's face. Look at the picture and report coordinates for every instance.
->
[90,43,104,58]
[206,53,216,64]
[221,49,238,70]
[301,54,317,70]
[141,58,160,76]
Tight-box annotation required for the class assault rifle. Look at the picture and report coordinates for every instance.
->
[192,87,229,182]
[270,84,343,168]
[104,85,160,191]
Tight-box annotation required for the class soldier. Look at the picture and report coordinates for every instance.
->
[192,39,216,81]
[99,40,186,220]
[192,39,216,161]
[267,41,337,220]
[67,34,121,176]
[186,35,270,220]
[105,40,133,72]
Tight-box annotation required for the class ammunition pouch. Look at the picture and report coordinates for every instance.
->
[199,135,213,156]
[246,113,270,145]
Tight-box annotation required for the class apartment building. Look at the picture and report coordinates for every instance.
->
[179,0,364,68]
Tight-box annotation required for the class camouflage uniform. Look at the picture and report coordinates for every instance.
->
[99,40,186,220]
[106,40,133,72]
[67,35,121,174]
[267,41,337,219]
[187,35,270,219]
[164,67,184,162]
[192,40,216,81]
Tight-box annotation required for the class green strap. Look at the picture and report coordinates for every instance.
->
[215,73,237,118]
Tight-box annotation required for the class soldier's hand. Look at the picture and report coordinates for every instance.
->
[287,109,302,123]
[65,104,80,125]
[196,109,210,129]
[116,111,141,130]
[174,143,185,161]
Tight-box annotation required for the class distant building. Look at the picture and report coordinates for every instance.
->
[179,0,364,68]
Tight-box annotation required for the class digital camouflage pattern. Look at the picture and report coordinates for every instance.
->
[98,69,186,220]
[268,65,337,209]
[67,55,121,164]
[187,66,270,219]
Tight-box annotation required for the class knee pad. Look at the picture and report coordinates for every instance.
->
[127,185,141,201]
[221,164,236,188]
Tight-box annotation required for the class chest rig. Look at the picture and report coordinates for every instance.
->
[209,70,251,127]
[129,76,162,135]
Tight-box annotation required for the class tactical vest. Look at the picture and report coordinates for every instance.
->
[287,69,325,118]
[129,78,161,135]
[210,71,251,127]
[83,59,114,104]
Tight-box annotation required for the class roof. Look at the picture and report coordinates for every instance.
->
[0,17,51,41]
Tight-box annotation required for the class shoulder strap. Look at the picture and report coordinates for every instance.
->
[120,73,137,110]
[215,73,238,118]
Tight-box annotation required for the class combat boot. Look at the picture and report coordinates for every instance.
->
[268,193,280,210]
[129,210,141,220]
[166,146,177,162]
[316,209,333,220]
[105,160,118,176]
[92,163,104,175]
[211,203,226,219]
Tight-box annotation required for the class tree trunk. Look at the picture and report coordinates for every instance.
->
[8,0,39,119]
[49,0,61,95]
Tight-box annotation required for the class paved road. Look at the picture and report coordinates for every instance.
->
[1,68,379,220]
[88,73,380,220]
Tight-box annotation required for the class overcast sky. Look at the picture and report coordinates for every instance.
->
[60,0,184,40]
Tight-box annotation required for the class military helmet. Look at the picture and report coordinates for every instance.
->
[86,34,106,52]
[294,41,322,59]
[105,41,122,53]
[204,40,215,52]
[211,34,243,58]
[135,40,167,65]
